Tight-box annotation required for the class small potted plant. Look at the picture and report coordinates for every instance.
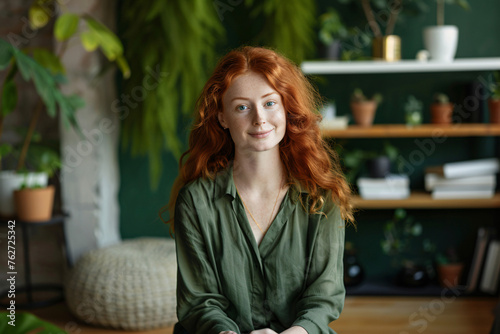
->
[435,247,464,288]
[350,88,383,127]
[423,0,470,62]
[430,93,454,125]
[318,8,349,60]
[13,144,61,222]
[487,71,500,124]
[404,95,423,127]
[342,141,399,181]
[381,208,435,287]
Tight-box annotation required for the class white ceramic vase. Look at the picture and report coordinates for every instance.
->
[0,171,48,217]
[423,25,459,62]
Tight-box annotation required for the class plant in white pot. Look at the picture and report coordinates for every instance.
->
[423,0,470,62]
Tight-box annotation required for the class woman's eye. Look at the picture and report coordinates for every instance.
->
[237,105,248,111]
[265,101,276,107]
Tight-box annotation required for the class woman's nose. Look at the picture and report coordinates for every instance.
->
[252,107,266,126]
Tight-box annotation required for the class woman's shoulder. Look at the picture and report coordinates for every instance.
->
[178,166,232,202]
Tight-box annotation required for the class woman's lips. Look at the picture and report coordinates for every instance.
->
[249,129,273,138]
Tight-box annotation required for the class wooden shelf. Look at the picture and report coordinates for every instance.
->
[353,191,500,209]
[301,57,500,74]
[321,124,500,138]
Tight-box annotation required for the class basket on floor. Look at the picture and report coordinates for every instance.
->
[64,237,177,331]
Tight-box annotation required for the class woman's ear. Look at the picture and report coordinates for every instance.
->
[218,112,227,129]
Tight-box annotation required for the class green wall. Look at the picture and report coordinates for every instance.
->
[118,0,500,282]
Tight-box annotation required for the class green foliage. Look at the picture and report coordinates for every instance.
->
[120,0,224,189]
[435,247,460,265]
[351,88,383,104]
[487,71,500,100]
[318,8,348,46]
[246,0,316,64]
[340,141,399,183]
[0,311,67,334]
[404,95,423,126]
[381,209,435,267]
[0,38,84,128]
[433,92,450,104]
[54,13,79,41]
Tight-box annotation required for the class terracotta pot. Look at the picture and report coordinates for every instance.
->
[488,99,500,124]
[351,100,378,127]
[14,185,55,222]
[437,263,464,288]
[430,103,453,124]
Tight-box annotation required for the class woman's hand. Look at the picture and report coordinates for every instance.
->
[249,329,278,334]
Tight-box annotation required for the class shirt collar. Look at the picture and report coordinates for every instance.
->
[215,161,309,201]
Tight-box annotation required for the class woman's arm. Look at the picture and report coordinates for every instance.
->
[290,203,346,334]
[175,189,240,334]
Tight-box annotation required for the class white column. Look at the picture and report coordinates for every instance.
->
[58,0,121,264]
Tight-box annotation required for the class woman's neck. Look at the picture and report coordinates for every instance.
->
[233,149,285,195]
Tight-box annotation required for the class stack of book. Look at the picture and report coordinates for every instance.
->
[357,174,410,199]
[425,158,499,199]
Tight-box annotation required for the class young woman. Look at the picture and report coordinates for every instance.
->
[167,46,354,334]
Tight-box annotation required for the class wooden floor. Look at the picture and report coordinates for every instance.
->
[29,296,497,334]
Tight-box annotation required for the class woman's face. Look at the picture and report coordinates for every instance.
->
[219,71,286,156]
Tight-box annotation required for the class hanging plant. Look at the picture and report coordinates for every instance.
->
[245,0,316,64]
[119,0,224,189]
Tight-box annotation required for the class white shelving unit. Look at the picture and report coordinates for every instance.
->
[301,57,500,74]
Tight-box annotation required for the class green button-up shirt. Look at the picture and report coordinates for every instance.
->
[174,165,345,334]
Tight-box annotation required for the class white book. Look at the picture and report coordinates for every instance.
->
[425,173,496,191]
[359,187,410,200]
[357,174,410,189]
[426,158,499,179]
[479,240,500,294]
[432,187,495,199]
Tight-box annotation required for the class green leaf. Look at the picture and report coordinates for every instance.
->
[0,311,67,334]
[394,208,407,220]
[1,78,18,116]
[55,13,80,41]
[29,4,50,29]
[84,16,123,60]
[0,39,13,69]
[80,30,99,51]
[33,48,65,75]
[116,55,131,79]
[0,144,13,158]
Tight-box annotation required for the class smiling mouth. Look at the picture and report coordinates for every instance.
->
[249,129,273,138]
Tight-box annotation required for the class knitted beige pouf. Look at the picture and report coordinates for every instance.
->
[64,237,177,330]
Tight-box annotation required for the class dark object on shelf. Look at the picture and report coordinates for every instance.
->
[463,80,486,123]
[0,214,70,309]
[344,244,365,287]
[396,263,430,288]
[366,156,391,178]
[319,41,342,60]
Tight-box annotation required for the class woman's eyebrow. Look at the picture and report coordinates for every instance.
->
[230,92,278,102]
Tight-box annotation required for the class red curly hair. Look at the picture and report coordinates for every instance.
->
[164,46,353,230]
